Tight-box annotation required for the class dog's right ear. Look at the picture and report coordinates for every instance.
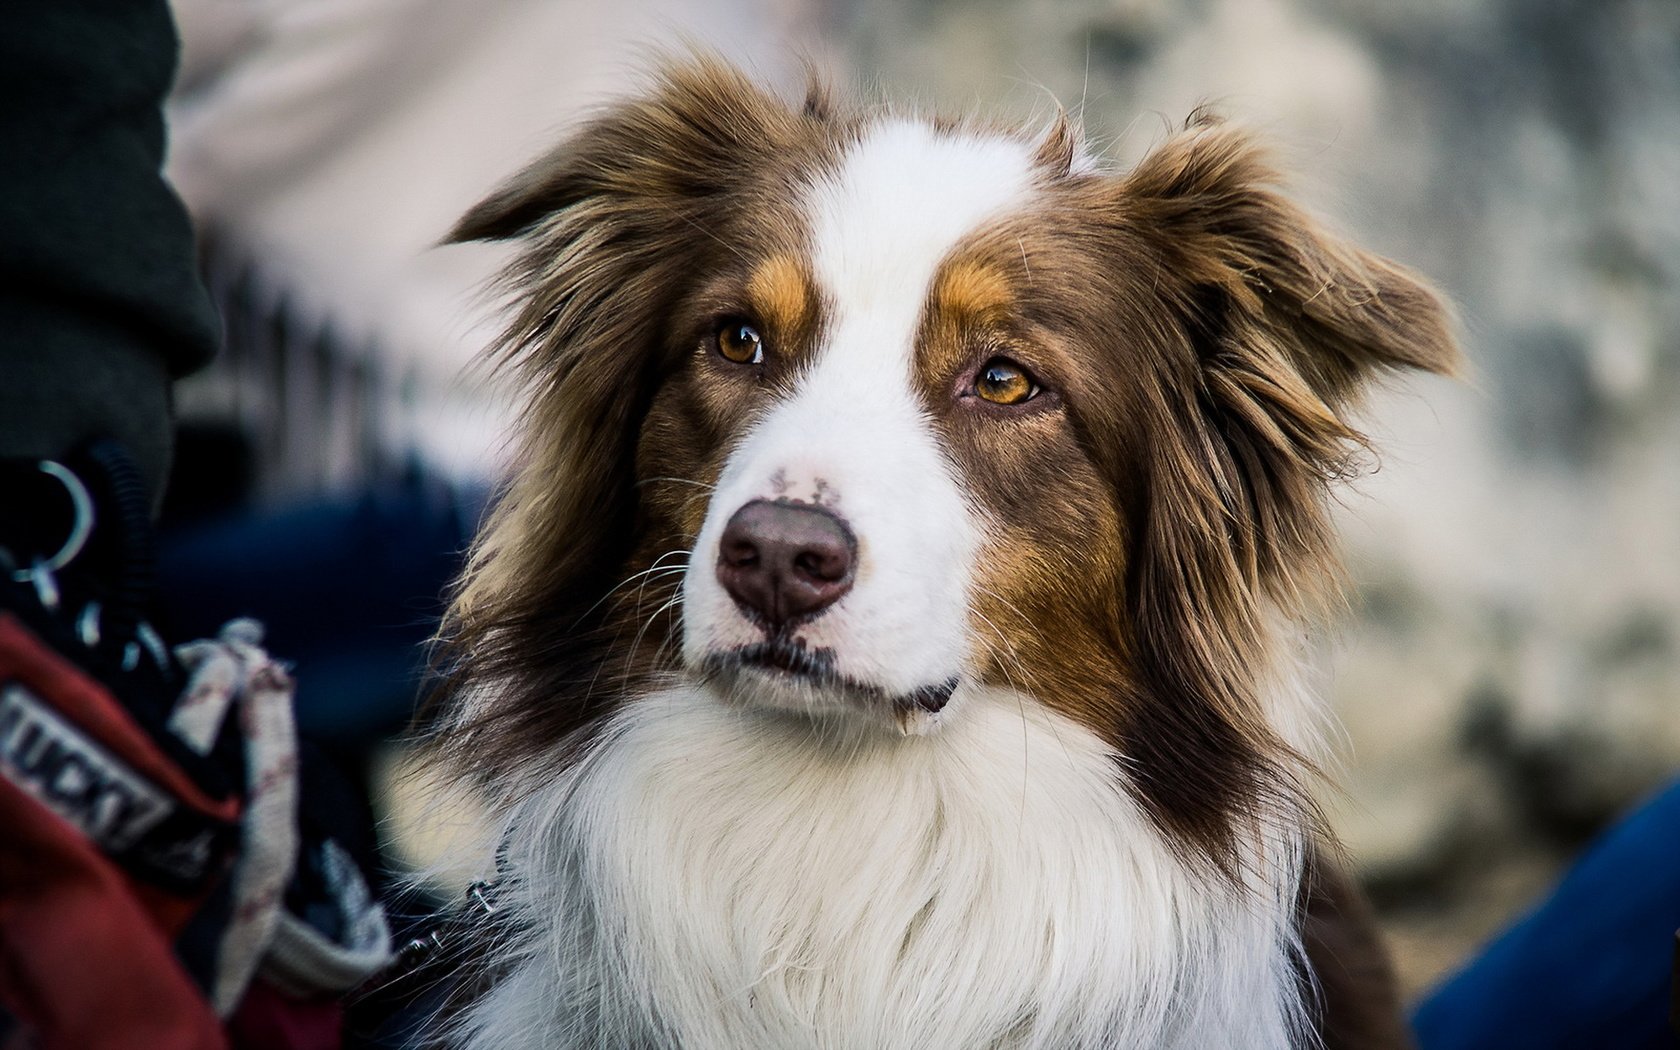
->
[448,54,813,244]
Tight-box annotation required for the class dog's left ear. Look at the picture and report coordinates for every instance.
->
[1106,116,1462,861]
[1123,114,1460,406]
[1120,113,1462,611]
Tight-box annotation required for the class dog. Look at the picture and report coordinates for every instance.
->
[429,55,1458,1049]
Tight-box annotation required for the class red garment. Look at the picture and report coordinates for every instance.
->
[226,981,342,1050]
[0,613,238,1050]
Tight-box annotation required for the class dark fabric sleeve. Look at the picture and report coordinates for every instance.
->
[0,0,220,504]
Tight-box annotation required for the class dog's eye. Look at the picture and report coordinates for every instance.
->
[974,358,1039,405]
[716,320,765,365]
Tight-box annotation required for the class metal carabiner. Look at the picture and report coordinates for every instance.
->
[8,460,95,583]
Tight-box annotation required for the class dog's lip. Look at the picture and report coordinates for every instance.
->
[705,639,959,714]
[736,637,834,679]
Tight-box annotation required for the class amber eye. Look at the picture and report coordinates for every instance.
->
[716,320,765,365]
[974,358,1039,405]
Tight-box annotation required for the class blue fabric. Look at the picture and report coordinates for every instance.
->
[158,476,487,743]
[1413,777,1680,1049]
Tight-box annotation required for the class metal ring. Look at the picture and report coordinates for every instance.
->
[9,461,95,582]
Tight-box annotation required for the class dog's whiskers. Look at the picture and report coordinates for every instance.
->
[582,551,691,622]
[638,476,717,492]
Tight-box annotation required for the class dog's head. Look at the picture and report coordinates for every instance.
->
[439,57,1458,866]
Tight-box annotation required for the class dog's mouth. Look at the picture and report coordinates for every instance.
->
[737,637,835,679]
[703,637,958,716]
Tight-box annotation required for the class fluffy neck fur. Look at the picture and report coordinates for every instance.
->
[449,684,1310,1050]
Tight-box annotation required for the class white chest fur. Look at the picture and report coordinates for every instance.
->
[452,686,1307,1050]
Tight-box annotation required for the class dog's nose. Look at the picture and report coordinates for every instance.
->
[717,500,856,629]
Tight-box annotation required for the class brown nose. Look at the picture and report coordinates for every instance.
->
[717,500,856,629]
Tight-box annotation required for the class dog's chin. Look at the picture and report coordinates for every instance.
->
[696,641,960,737]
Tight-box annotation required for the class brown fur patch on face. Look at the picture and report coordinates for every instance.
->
[914,114,1460,873]
[915,232,1134,747]
[746,255,818,345]
[429,56,847,793]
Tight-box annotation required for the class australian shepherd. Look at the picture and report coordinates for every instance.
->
[429,56,1458,1050]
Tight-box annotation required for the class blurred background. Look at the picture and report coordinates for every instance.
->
[155,0,1680,1001]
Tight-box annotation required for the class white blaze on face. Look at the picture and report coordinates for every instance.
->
[681,119,1039,714]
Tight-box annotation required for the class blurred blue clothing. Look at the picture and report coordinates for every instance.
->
[1413,777,1680,1050]
[158,476,487,743]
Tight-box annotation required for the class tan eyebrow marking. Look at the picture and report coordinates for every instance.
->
[747,255,813,336]
[932,258,1014,321]
[916,253,1021,394]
